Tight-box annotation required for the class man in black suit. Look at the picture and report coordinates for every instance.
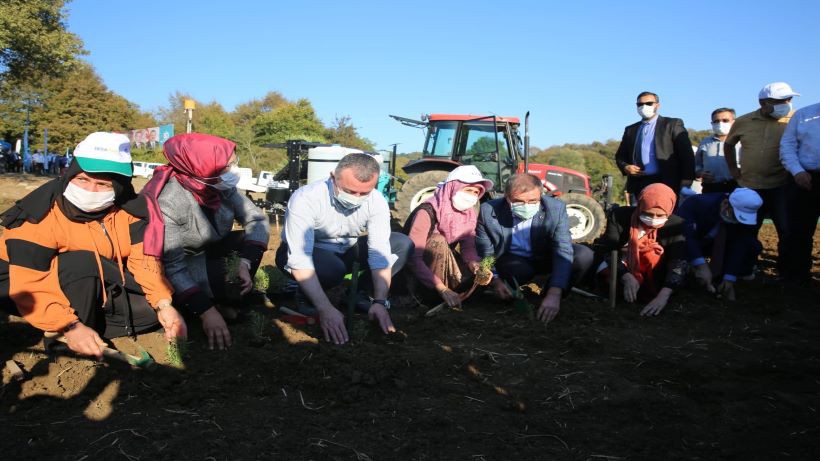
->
[615,91,695,201]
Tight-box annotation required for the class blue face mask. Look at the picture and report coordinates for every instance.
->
[510,202,539,220]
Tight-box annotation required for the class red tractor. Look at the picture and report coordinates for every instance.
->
[390,113,608,242]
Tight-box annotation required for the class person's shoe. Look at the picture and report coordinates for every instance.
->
[293,289,318,316]
[740,265,757,281]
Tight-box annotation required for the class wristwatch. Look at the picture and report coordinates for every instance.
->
[371,298,391,310]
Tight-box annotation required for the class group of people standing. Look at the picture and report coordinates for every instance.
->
[0,79,816,358]
[1,149,70,175]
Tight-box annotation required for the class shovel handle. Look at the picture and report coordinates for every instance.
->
[56,336,140,365]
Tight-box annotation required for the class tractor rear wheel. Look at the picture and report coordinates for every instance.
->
[558,193,605,242]
[393,170,449,224]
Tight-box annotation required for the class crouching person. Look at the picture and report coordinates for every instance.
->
[275,153,413,345]
[475,174,594,323]
[403,166,492,308]
[676,188,763,301]
[596,183,687,316]
[140,133,270,351]
[0,132,186,359]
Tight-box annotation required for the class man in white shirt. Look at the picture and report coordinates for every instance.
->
[275,153,413,344]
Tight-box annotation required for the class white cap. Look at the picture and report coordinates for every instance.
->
[729,187,763,225]
[758,82,800,100]
[73,132,133,177]
[438,165,494,190]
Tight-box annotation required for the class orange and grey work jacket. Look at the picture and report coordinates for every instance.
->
[0,203,173,332]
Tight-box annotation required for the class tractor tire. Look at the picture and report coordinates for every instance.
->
[393,170,450,225]
[558,193,606,243]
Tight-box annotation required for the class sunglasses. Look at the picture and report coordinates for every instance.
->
[636,101,657,107]
[712,118,732,123]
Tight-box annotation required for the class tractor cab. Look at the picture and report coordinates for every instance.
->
[396,114,522,197]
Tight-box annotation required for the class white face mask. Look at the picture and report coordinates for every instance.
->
[63,182,116,213]
[213,166,240,191]
[452,190,479,211]
[637,104,656,119]
[769,102,792,119]
[639,213,668,228]
[712,121,732,136]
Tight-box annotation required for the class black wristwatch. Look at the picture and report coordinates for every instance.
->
[371,298,391,310]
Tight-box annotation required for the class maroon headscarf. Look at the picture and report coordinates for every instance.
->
[141,133,236,257]
[425,180,486,244]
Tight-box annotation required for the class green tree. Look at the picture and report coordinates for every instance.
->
[11,62,147,153]
[0,0,85,82]
[252,99,327,145]
[325,115,375,151]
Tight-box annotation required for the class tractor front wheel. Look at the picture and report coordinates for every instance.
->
[393,170,450,225]
[558,193,606,242]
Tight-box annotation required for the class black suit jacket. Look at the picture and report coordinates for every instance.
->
[615,115,695,193]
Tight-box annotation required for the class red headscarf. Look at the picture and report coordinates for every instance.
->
[425,180,485,244]
[626,183,677,286]
[141,133,236,257]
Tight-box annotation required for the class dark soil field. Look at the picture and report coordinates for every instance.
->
[1,172,819,460]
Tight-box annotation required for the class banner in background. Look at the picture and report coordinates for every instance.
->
[129,124,174,149]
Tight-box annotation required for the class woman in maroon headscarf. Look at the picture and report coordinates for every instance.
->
[595,183,687,316]
[141,133,270,350]
[402,165,492,308]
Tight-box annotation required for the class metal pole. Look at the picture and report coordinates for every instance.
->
[524,111,530,173]
[609,250,618,308]
[186,109,193,133]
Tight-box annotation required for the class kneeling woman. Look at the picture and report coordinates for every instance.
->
[403,166,492,307]
[141,133,270,350]
[0,132,187,359]
[596,183,687,316]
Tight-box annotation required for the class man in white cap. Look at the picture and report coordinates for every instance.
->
[476,173,594,323]
[677,187,764,300]
[724,82,799,279]
[781,100,820,284]
[0,132,187,359]
[275,153,413,345]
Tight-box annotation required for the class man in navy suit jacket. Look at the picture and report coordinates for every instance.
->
[476,174,594,324]
[615,91,695,200]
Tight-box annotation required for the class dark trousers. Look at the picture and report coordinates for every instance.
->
[697,238,763,278]
[275,232,414,291]
[752,185,791,277]
[495,243,594,291]
[789,172,820,281]
[0,251,158,338]
[702,180,737,194]
[203,230,246,302]
[626,174,663,199]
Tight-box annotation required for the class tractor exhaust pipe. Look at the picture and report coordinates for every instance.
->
[524,111,530,174]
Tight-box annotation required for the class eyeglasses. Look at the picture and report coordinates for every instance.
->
[636,101,657,107]
[712,118,732,123]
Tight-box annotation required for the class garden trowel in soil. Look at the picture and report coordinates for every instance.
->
[52,335,155,369]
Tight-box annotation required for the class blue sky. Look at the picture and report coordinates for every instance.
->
[67,0,819,154]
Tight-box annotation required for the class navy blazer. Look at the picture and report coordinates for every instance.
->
[614,115,695,193]
[475,195,574,289]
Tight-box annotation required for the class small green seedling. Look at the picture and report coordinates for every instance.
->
[254,267,270,292]
[249,310,269,342]
[167,338,190,368]
[224,251,243,283]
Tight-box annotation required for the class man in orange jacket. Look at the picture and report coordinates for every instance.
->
[0,132,186,359]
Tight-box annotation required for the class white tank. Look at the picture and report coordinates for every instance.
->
[306,145,364,184]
